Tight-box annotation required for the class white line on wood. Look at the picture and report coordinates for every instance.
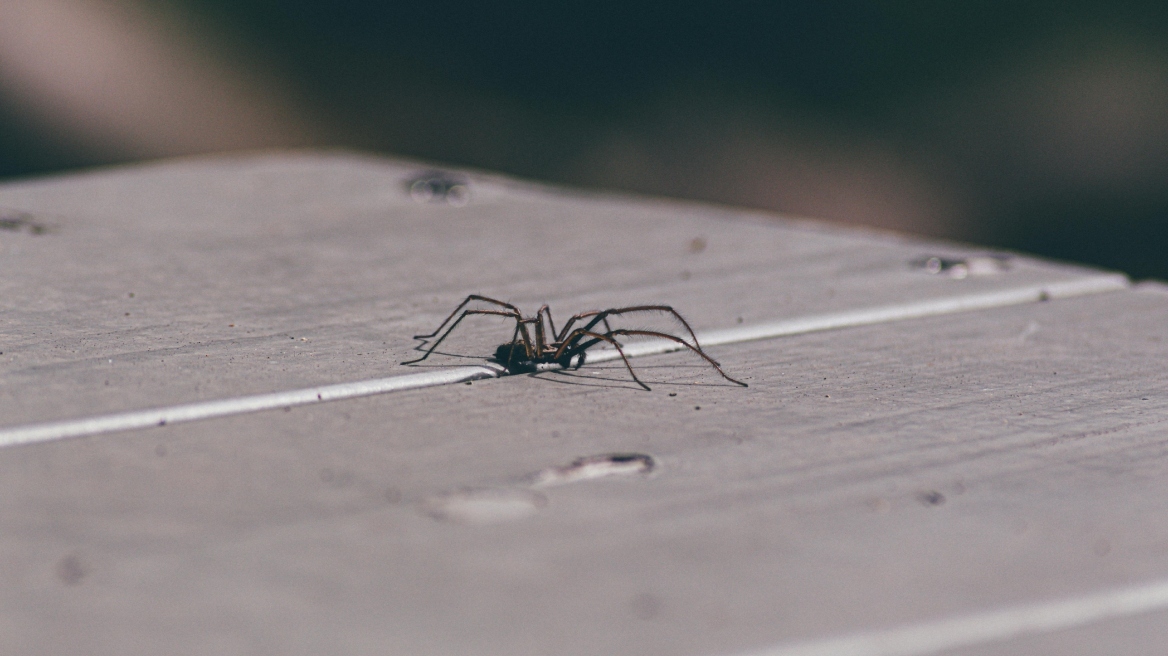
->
[587,274,1129,362]
[0,365,504,449]
[735,577,1168,656]
[0,273,1128,448]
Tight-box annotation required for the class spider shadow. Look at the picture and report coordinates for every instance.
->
[398,348,491,369]
[533,364,734,391]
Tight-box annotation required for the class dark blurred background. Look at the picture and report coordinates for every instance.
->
[2,0,1167,277]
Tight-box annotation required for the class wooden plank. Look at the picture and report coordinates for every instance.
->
[2,277,1167,655]
[0,153,1122,430]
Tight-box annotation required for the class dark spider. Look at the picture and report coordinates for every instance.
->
[401,294,748,390]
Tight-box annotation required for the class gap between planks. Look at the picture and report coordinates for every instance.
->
[0,273,1127,450]
[736,576,1168,656]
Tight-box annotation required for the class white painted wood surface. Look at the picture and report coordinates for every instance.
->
[1,153,1164,655]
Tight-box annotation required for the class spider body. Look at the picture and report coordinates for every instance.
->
[492,342,575,373]
[403,294,746,390]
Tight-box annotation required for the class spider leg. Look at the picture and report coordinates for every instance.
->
[533,306,551,353]
[413,294,522,339]
[568,316,614,364]
[563,330,650,391]
[499,322,520,370]
[565,306,704,354]
[401,309,521,364]
[516,319,538,360]
[553,327,602,361]
[554,310,602,343]
[606,329,748,387]
[567,317,611,368]
[537,305,557,342]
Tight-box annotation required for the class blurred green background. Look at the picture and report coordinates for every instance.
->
[2,1,1166,278]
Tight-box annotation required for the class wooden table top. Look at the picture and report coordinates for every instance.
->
[1,152,1164,656]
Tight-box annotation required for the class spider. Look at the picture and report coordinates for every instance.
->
[402,294,747,390]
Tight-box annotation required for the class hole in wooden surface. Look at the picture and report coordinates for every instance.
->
[912,254,1011,278]
[533,453,655,487]
[408,171,471,206]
